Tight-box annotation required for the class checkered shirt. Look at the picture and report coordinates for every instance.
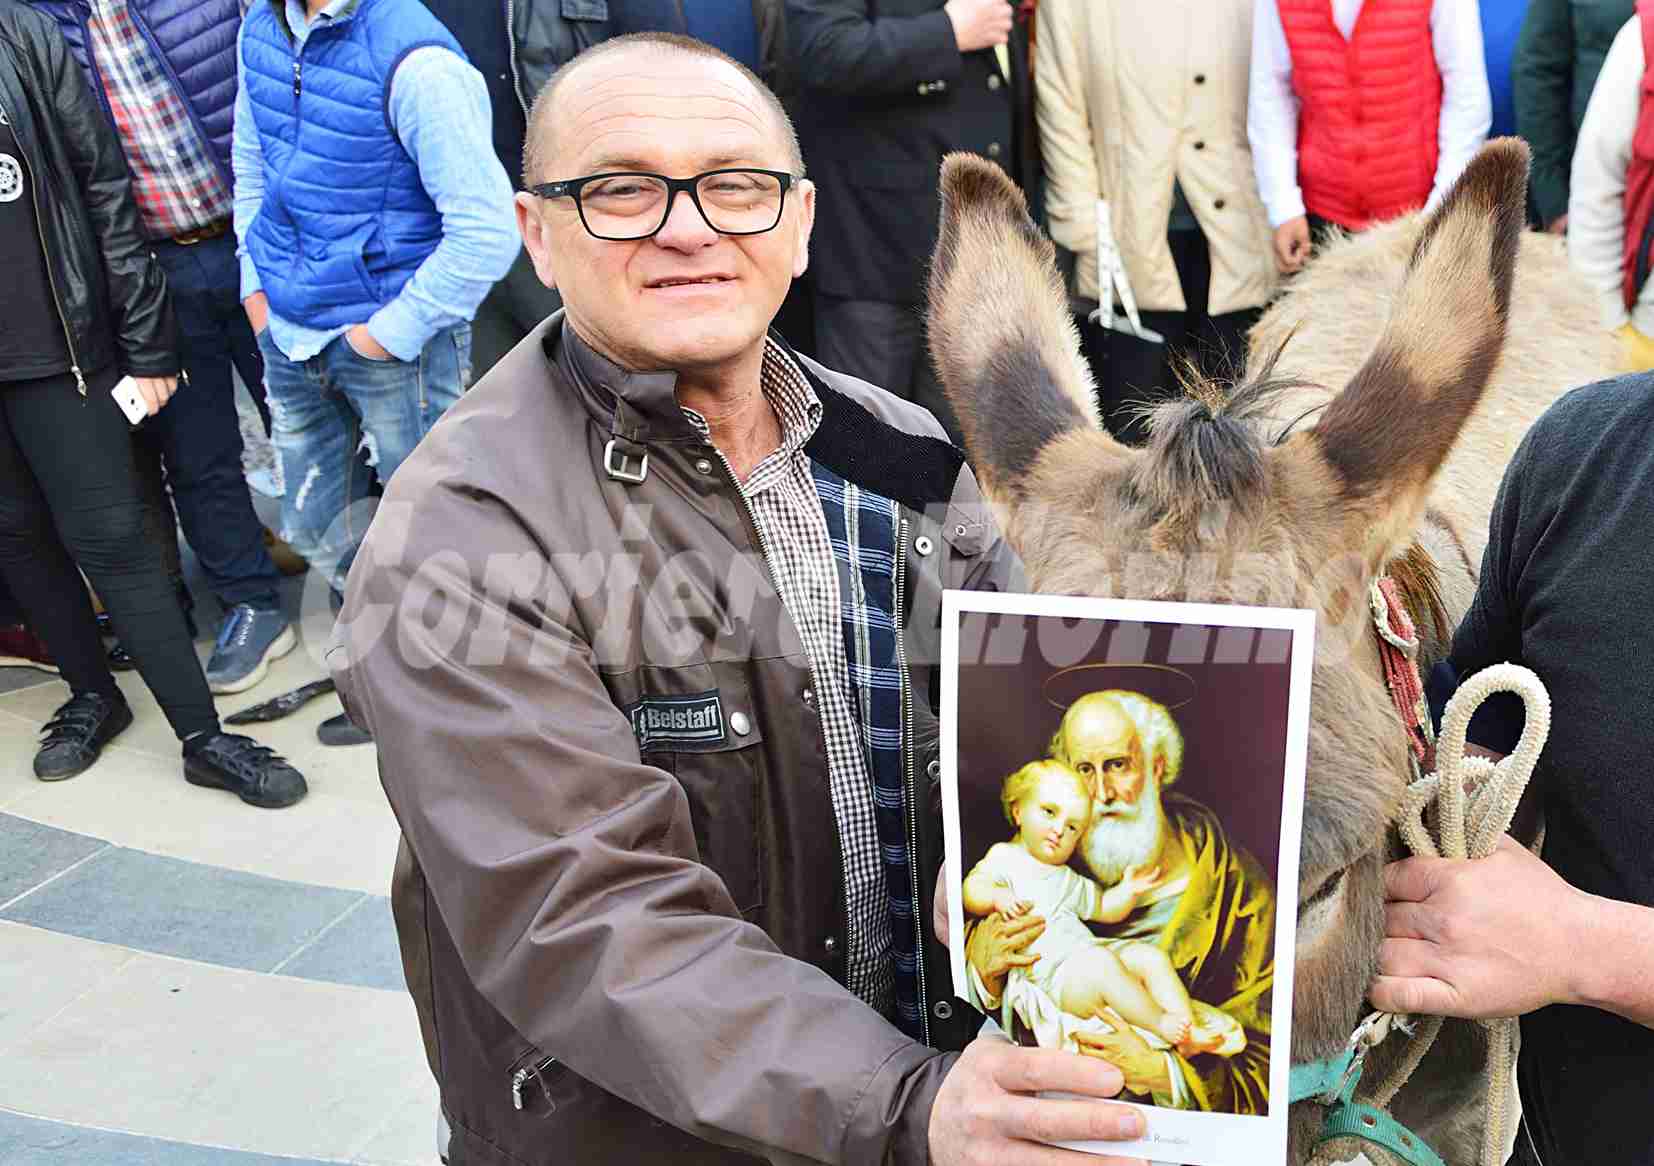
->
[812,464,926,1040]
[682,339,893,1015]
[85,0,232,239]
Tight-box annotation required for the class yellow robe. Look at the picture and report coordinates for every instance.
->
[1146,794,1275,1115]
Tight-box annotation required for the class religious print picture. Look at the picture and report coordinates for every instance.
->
[941,592,1314,1166]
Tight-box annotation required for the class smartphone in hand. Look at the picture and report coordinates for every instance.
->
[111,375,148,425]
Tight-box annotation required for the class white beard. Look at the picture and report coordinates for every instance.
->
[1080,783,1166,885]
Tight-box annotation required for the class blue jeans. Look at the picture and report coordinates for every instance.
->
[257,324,471,593]
[149,233,281,610]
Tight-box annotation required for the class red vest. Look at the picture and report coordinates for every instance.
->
[1622,0,1654,311]
[1278,0,1442,229]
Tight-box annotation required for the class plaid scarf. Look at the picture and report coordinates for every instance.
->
[811,463,924,1040]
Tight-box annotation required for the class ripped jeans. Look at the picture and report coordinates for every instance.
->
[257,324,471,594]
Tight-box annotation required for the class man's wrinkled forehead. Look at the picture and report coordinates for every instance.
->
[556,51,784,174]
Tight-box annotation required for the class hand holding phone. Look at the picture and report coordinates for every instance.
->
[110,374,178,423]
[111,376,148,425]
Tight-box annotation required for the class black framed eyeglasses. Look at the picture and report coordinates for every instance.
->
[528,168,798,241]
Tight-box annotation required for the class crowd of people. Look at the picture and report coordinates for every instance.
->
[1,2,1652,1164]
[1,0,1648,789]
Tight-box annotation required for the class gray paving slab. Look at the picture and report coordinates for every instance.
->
[0,668,54,697]
[0,814,109,907]
[0,846,365,974]
[278,894,405,992]
[0,1110,341,1165]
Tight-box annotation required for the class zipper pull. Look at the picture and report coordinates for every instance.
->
[72,366,86,397]
[510,1066,528,1110]
[293,59,302,98]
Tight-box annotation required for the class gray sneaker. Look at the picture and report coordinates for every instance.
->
[205,605,296,694]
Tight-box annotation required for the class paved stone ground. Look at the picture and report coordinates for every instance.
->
[0,421,435,1164]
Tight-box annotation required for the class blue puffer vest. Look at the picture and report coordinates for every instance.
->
[27,0,241,183]
[240,0,464,328]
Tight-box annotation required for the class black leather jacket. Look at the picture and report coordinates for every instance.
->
[0,3,178,386]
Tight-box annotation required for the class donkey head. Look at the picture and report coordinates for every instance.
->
[929,141,1528,1154]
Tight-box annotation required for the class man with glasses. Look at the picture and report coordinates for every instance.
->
[333,30,1150,1166]
[233,0,519,745]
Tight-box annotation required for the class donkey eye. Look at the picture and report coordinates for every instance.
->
[1299,869,1345,914]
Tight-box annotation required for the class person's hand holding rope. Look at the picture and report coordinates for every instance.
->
[1375,835,1623,1021]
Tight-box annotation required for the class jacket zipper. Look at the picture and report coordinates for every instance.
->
[892,518,931,1046]
[504,0,529,118]
[510,1053,558,1110]
[292,57,303,100]
[707,446,858,978]
[25,131,86,395]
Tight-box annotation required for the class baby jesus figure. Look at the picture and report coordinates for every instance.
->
[962,760,1245,1059]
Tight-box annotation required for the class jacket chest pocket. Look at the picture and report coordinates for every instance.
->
[645,733,766,917]
[607,663,766,916]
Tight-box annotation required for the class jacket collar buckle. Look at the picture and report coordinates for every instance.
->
[603,438,649,485]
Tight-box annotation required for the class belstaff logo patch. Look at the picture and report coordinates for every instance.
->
[626,691,725,750]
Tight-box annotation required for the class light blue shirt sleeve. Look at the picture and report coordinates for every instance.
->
[366,47,521,361]
[231,17,265,302]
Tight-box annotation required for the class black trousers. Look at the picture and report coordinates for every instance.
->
[0,368,218,740]
[1080,227,1262,445]
[814,294,965,446]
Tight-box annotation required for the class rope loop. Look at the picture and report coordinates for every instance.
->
[1399,662,1551,863]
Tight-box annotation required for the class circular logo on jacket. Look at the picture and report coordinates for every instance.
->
[0,155,21,204]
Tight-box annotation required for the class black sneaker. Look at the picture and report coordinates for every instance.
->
[34,692,133,781]
[183,732,308,808]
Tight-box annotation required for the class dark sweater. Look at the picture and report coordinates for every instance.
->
[1449,372,1654,1166]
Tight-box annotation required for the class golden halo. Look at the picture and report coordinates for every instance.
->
[1042,663,1198,712]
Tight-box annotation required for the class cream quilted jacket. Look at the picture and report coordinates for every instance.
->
[1035,0,1278,316]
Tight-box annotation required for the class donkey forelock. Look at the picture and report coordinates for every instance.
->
[1129,341,1323,538]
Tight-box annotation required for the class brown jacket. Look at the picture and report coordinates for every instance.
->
[331,316,1022,1165]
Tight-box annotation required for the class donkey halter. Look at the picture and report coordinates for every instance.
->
[1288,578,1552,1166]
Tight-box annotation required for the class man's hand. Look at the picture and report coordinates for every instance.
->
[945,0,1014,53]
[965,909,1045,1000]
[243,290,269,335]
[1372,835,1593,1019]
[1073,1011,1174,1098]
[1546,214,1568,236]
[929,1034,1148,1166]
[132,376,178,417]
[346,323,396,362]
[1273,216,1311,274]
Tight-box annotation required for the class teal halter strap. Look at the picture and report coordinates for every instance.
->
[1320,1101,1449,1166]
[1290,1044,1447,1166]
[1288,1047,1359,1105]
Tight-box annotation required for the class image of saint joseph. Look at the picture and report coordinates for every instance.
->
[962,690,1276,1114]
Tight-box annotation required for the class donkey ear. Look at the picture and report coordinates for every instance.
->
[1278,138,1529,569]
[926,154,1128,508]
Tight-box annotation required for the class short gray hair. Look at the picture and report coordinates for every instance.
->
[522,32,804,187]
